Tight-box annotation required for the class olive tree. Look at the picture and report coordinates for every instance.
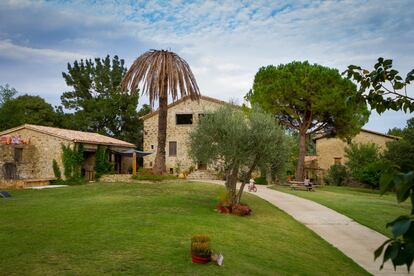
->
[188,105,287,205]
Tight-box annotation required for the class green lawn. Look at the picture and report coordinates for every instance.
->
[0,181,368,275]
[273,185,411,237]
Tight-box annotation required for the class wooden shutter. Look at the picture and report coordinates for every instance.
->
[169,141,177,156]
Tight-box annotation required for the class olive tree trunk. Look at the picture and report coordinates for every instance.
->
[225,162,239,206]
[295,130,307,181]
[236,156,259,204]
[153,95,168,175]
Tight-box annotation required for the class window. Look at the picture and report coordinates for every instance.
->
[176,114,193,125]
[151,145,154,150]
[169,141,177,156]
[14,148,23,162]
[149,161,153,167]
[334,157,342,165]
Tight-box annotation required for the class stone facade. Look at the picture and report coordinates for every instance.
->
[0,144,37,180]
[315,129,400,172]
[143,96,226,173]
[0,128,73,180]
[0,125,135,187]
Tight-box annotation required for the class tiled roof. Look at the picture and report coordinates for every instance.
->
[314,128,401,141]
[0,124,135,148]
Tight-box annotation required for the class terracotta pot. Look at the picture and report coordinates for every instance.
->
[192,255,211,264]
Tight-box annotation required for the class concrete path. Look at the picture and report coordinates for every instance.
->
[195,180,407,276]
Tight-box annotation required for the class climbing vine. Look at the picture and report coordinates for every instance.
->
[52,159,62,180]
[61,143,84,181]
[95,145,113,179]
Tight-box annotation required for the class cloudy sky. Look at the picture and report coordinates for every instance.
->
[0,0,413,132]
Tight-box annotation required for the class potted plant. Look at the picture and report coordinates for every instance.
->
[191,235,212,264]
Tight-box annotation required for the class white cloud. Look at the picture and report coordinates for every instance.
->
[0,0,413,132]
[0,39,93,63]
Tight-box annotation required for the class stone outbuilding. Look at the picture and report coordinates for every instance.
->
[142,95,227,174]
[0,124,136,188]
[305,129,400,183]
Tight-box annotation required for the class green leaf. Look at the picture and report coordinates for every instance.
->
[375,239,392,260]
[391,217,412,238]
[394,173,414,203]
[384,241,400,264]
[394,82,405,90]
[380,170,395,194]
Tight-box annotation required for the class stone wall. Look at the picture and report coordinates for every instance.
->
[315,130,398,172]
[0,144,37,180]
[0,129,73,180]
[143,97,225,173]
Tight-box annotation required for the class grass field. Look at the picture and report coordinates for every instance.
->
[273,185,411,237]
[0,181,368,275]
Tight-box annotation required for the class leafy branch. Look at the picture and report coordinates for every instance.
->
[344,58,414,113]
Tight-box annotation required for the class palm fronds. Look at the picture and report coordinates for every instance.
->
[121,49,201,106]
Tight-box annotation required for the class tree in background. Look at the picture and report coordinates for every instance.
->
[188,106,287,205]
[384,118,414,173]
[61,55,145,146]
[344,143,384,188]
[246,61,369,181]
[388,127,405,137]
[0,95,58,131]
[0,84,17,107]
[345,58,414,271]
[121,50,200,175]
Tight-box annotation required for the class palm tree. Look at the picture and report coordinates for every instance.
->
[121,49,201,175]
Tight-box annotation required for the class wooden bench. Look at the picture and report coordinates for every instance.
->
[288,180,316,191]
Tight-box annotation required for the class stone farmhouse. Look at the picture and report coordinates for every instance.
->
[0,124,135,188]
[305,129,400,181]
[142,95,226,174]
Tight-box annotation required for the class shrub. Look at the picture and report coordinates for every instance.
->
[254,176,267,185]
[191,235,212,258]
[360,161,390,189]
[174,161,181,175]
[138,167,154,176]
[325,164,348,186]
[345,143,380,182]
[232,204,252,216]
[95,145,113,179]
[61,143,84,180]
[189,165,195,173]
[52,159,61,180]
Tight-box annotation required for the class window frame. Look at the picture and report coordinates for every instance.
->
[169,141,177,156]
[176,113,193,125]
[14,147,23,162]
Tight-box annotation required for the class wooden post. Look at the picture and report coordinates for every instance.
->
[132,151,137,176]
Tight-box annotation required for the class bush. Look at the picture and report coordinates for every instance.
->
[95,145,113,179]
[254,176,267,185]
[360,161,389,189]
[325,164,348,186]
[345,143,380,182]
[232,204,252,216]
[50,177,85,186]
[52,159,61,180]
[191,235,212,258]
[138,167,154,176]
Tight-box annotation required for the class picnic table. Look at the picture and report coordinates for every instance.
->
[288,180,316,191]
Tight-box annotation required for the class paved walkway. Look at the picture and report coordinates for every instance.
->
[195,180,407,276]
